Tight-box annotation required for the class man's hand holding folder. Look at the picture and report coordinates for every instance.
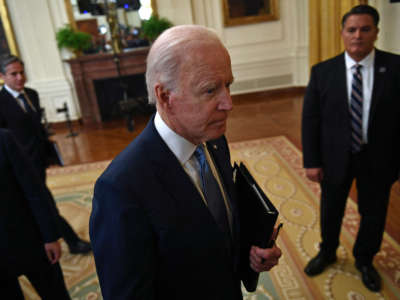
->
[249,225,282,273]
[234,162,283,292]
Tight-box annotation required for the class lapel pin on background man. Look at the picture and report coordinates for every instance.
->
[302,5,400,292]
[0,55,91,255]
[89,25,282,300]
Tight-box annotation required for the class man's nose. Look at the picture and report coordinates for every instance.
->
[219,88,233,111]
[354,29,362,38]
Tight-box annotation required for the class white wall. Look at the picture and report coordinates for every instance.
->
[370,0,400,54]
[158,0,309,94]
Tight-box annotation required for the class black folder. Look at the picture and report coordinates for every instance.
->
[234,162,278,292]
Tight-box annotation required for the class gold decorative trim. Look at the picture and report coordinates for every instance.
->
[223,0,279,27]
[0,0,19,56]
[151,0,158,17]
[64,0,77,30]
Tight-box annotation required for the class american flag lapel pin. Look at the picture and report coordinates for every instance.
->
[379,67,386,73]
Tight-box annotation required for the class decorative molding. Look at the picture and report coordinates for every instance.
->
[29,78,78,122]
[230,55,294,94]
[230,74,293,95]
[183,0,309,94]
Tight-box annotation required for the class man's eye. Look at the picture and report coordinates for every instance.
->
[206,88,215,94]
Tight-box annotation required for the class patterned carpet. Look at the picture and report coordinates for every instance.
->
[20,136,400,299]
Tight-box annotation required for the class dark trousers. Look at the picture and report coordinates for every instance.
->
[1,262,70,300]
[40,167,81,247]
[319,147,392,265]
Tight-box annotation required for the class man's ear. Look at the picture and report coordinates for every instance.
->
[155,83,172,110]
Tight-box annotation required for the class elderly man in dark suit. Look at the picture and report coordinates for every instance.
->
[0,54,91,254]
[0,129,70,299]
[302,5,400,292]
[90,25,282,300]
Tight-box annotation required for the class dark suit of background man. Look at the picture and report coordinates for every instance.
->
[302,5,400,292]
[90,25,282,300]
[0,54,91,254]
[0,129,70,299]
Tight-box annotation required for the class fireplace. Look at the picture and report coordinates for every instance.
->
[93,73,148,121]
[66,47,149,124]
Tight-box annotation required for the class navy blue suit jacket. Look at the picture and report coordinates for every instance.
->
[0,129,59,276]
[302,49,400,184]
[90,118,244,300]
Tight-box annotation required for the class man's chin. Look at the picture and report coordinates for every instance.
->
[206,127,226,141]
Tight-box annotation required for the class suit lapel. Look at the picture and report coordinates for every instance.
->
[1,88,22,112]
[368,50,386,128]
[144,119,215,223]
[336,54,349,112]
[205,140,236,213]
[206,139,240,246]
[206,139,242,269]
[333,54,352,144]
[145,120,238,248]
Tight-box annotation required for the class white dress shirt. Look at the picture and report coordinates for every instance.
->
[154,112,203,197]
[154,112,233,231]
[3,84,35,113]
[345,49,375,143]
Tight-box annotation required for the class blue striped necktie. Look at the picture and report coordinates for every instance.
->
[194,145,230,236]
[350,64,363,153]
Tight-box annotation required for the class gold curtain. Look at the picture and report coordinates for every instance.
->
[309,0,368,67]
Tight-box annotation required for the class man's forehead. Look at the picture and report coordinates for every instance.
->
[6,62,23,71]
[183,52,231,76]
[344,14,375,26]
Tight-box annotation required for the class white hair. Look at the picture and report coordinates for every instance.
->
[145,25,224,105]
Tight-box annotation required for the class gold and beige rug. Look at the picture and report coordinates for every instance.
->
[20,136,400,299]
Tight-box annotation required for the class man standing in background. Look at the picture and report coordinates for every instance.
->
[0,54,91,255]
[302,5,400,292]
[0,129,70,299]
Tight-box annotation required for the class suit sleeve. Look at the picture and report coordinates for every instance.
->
[90,176,157,300]
[3,130,60,243]
[302,66,323,168]
[28,89,49,138]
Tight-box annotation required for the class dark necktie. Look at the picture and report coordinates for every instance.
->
[194,145,231,236]
[18,93,33,114]
[350,64,363,153]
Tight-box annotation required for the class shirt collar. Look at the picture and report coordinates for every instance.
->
[345,49,375,70]
[154,112,197,165]
[3,84,23,98]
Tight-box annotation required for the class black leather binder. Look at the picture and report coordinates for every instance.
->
[234,162,278,292]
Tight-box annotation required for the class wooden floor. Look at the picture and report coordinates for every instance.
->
[50,88,400,245]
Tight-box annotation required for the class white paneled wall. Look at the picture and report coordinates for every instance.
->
[179,0,309,94]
